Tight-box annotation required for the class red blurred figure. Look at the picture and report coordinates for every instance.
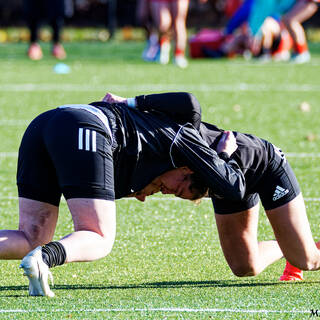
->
[225,0,242,17]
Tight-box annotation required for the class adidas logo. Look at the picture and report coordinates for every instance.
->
[272,185,289,201]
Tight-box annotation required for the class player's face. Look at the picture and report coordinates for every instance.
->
[133,167,196,202]
[159,168,194,200]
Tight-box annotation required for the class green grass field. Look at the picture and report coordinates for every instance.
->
[0,40,320,319]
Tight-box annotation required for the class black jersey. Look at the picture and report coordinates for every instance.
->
[126,92,271,198]
[89,99,246,201]
[199,122,270,196]
[90,91,299,214]
[17,95,246,206]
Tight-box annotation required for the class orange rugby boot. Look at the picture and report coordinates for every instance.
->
[279,261,304,281]
[27,43,43,60]
[52,43,67,60]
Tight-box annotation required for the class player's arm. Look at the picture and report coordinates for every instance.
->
[135,92,202,129]
[170,124,246,201]
[102,92,202,130]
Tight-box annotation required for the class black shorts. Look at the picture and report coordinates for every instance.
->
[212,144,301,214]
[17,106,115,206]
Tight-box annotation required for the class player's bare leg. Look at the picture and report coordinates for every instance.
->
[0,198,58,259]
[171,0,189,68]
[0,198,58,297]
[282,1,318,63]
[266,193,320,270]
[150,1,172,64]
[60,198,116,262]
[215,203,283,277]
[19,198,116,297]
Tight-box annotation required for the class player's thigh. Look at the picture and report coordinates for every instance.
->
[19,197,59,246]
[283,1,318,22]
[45,0,65,19]
[136,0,149,22]
[150,1,172,30]
[215,204,260,268]
[24,0,45,19]
[67,198,116,239]
[170,0,189,21]
[266,194,320,269]
[256,145,320,268]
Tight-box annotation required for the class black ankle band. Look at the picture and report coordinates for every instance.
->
[42,241,67,268]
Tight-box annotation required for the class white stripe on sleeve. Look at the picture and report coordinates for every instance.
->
[78,128,83,150]
[92,130,96,152]
[85,129,90,151]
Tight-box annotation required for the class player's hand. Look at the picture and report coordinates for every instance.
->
[102,93,127,104]
[126,190,148,202]
[132,179,162,202]
[217,131,238,157]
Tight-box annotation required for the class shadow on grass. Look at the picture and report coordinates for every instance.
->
[1,279,319,297]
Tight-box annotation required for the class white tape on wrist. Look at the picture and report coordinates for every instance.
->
[127,97,136,108]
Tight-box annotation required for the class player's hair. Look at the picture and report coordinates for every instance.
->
[189,173,209,204]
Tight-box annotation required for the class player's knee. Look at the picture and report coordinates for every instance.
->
[159,22,170,33]
[230,267,253,277]
[282,16,294,29]
[230,263,261,277]
[20,224,52,249]
[291,258,320,271]
[99,246,113,258]
[90,238,114,260]
[99,235,115,257]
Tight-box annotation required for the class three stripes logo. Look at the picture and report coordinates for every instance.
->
[272,185,289,201]
[78,128,97,152]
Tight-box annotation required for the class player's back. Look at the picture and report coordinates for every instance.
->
[90,101,181,198]
[200,121,270,192]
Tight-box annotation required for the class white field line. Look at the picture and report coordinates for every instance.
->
[0,152,18,157]
[1,83,320,92]
[0,307,310,314]
[127,197,320,202]
[0,196,319,202]
[1,152,320,158]
[0,120,29,126]
[287,153,320,158]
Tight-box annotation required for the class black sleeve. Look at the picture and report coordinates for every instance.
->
[135,92,202,130]
[170,124,246,201]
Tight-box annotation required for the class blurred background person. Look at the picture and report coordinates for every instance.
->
[200,0,253,59]
[24,0,67,60]
[282,0,319,63]
[249,0,319,63]
[149,0,190,68]
[257,16,293,62]
[200,0,292,62]
[136,0,160,62]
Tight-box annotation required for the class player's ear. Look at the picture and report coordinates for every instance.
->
[180,166,193,174]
